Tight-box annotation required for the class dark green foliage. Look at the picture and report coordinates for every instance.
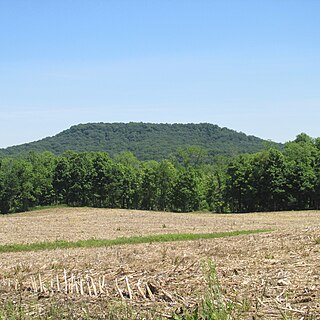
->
[226,154,255,213]
[0,132,319,214]
[284,136,317,209]
[156,160,177,211]
[90,152,113,207]
[0,122,279,160]
[0,158,35,213]
[171,168,201,212]
[140,161,159,210]
[252,149,288,211]
[225,133,320,212]
[27,151,56,206]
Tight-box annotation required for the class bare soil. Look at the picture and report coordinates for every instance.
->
[0,208,319,319]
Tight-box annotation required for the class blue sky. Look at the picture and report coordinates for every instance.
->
[0,0,320,147]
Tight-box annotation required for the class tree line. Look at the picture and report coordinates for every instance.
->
[0,133,319,214]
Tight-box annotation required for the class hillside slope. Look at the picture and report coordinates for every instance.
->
[0,122,279,160]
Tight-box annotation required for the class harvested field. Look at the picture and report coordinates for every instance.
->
[0,207,318,244]
[0,208,319,319]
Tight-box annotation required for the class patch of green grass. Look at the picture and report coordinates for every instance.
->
[0,230,271,254]
[0,299,138,320]
[29,204,69,212]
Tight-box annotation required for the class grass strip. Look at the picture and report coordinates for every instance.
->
[29,204,69,212]
[0,229,271,253]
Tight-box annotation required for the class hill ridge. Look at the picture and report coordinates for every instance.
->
[0,122,280,160]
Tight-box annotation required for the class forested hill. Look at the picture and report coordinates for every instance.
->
[0,122,279,160]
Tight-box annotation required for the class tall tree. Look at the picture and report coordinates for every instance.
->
[250,149,287,211]
[27,151,56,206]
[156,160,177,211]
[284,134,317,209]
[0,158,35,213]
[226,154,255,212]
[140,161,159,210]
[171,167,201,212]
[90,152,113,207]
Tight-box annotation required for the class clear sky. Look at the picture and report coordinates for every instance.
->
[0,0,320,148]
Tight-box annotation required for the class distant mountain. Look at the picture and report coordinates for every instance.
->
[0,122,281,160]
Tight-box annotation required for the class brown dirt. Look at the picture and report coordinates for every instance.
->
[0,208,319,319]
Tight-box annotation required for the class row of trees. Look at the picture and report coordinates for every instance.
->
[227,133,320,212]
[1,133,320,214]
